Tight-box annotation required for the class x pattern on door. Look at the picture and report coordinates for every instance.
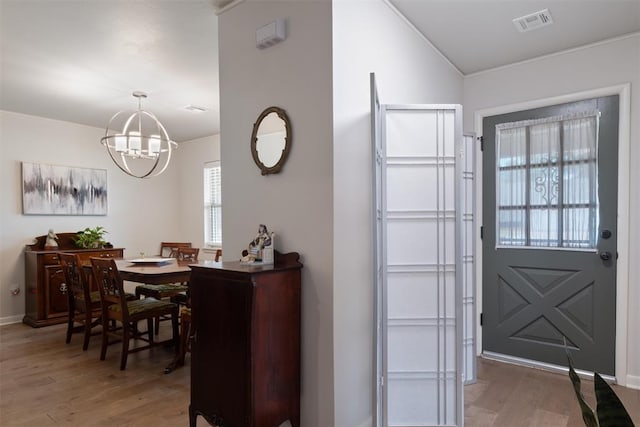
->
[497,265,594,350]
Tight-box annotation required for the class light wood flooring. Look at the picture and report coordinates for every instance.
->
[1,322,638,426]
[465,358,639,427]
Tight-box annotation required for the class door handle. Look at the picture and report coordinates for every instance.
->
[599,251,612,261]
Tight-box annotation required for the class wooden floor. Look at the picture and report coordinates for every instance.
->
[465,358,639,427]
[1,322,638,426]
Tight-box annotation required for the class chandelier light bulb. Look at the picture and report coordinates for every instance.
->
[128,131,141,154]
[149,134,161,156]
[115,134,127,152]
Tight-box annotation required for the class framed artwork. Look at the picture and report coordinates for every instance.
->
[22,162,108,215]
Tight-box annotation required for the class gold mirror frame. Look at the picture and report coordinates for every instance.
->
[251,106,292,175]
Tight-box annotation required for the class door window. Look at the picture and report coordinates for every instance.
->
[495,111,599,249]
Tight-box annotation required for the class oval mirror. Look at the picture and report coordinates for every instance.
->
[251,106,291,175]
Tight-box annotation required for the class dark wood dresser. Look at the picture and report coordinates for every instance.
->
[189,252,302,427]
[23,232,124,327]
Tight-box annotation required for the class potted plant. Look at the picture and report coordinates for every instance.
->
[566,350,634,427]
[74,226,108,249]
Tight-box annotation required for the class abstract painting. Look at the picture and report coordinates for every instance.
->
[22,162,107,215]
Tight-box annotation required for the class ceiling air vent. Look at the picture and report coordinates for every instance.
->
[513,9,554,32]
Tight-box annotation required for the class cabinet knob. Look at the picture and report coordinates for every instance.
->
[60,283,68,294]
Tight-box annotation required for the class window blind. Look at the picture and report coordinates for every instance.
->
[204,161,221,246]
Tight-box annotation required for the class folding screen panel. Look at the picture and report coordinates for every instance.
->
[371,73,384,427]
[374,99,464,426]
[462,134,477,385]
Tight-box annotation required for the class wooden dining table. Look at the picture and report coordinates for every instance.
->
[82,257,197,286]
[114,258,193,285]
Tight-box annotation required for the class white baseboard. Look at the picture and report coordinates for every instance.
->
[0,314,24,326]
[626,375,640,390]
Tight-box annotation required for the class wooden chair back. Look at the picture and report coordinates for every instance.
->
[214,249,222,262]
[59,253,89,311]
[159,242,192,258]
[59,252,103,350]
[90,257,129,319]
[176,247,199,262]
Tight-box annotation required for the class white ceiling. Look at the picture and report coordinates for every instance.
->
[1,0,221,142]
[1,0,639,142]
[388,0,640,75]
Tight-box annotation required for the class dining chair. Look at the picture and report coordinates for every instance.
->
[158,242,192,258]
[214,248,222,262]
[164,305,193,374]
[90,257,179,370]
[136,246,198,334]
[59,253,102,351]
[164,247,200,373]
[176,246,199,262]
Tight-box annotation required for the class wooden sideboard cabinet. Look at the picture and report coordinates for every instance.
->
[23,232,124,328]
[189,252,303,427]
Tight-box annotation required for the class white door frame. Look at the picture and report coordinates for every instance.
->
[473,83,631,386]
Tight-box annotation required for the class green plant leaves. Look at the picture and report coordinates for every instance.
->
[566,344,635,427]
[74,227,108,248]
[594,372,634,427]
[567,354,598,427]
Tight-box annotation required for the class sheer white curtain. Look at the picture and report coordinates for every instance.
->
[529,121,560,246]
[563,117,598,248]
[496,111,599,249]
[497,127,526,246]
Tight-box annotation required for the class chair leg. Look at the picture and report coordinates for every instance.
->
[171,306,179,350]
[82,311,92,351]
[120,322,130,370]
[155,316,160,335]
[100,316,109,361]
[178,312,190,366]
[147,318,154,343]
[66,311,74,344]
[164,308,187,374]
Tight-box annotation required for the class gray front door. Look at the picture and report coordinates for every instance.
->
[482,96,618,375]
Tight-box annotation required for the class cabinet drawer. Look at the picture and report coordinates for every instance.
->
[76,250,122,263]
[42,254,61,265]
[96,252,118,258]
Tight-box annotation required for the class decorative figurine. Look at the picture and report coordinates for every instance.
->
[241,224,274,264]
[44,229,58,250]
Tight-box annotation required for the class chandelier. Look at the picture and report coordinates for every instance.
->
[101,91,177,178]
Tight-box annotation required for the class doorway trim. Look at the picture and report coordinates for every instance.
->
[472,83,631,386]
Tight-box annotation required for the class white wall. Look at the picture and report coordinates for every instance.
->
[217,1,334,425]
[174,134,221,251]
[333,1,463,426]
[0,110,187,323]
[463,34,640,388]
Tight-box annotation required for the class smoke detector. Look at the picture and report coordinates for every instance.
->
[513,9,554,32]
